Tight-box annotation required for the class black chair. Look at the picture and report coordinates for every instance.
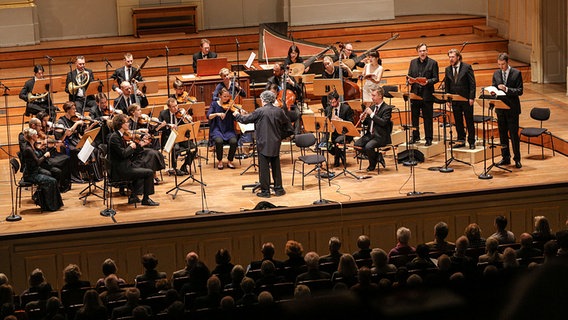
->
[9,157,39,214]
[297,279,333,296]
[497,243,521,253]
[520,107,555,159]
[135,280,157,299]
[292,133,330,190]
[355,258,373,268]
[98,145,136,217]
[318,261,338,275]
[388,254,416,268]
[172,275,191,292]
[61,286,90,308]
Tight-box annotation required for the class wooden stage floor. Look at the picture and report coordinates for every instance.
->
[0,83,567,237]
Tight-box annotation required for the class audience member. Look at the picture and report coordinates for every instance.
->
[166,300,185,320]
[449,236,476,277]
[478,237,503,265]
[174,252,210,296]
[370,248,397,275]
[95,258,126,289]
[293,284,311,300]
[257,291,274,306]
[236,277,257,306]
[350,267,378,299]
[135,253,167,283]
[23,282,51,319]
[515,233,542,261]
[464,223,486,248]
[542,240,558,264]
[192,275,222,310]
[255,260,285,288]
[331,254,358,288]
[407,244,437,270]
[388,227,416,258]
[42,296,65,320]
[556,229,568,258]
[111,288,150,320]
[531,215,555,243]
[502,247,520,270]
[490,215,516,244]
[283,240,306,281]
[99,274,126,306]
[319,237,343,267]
[20,268,52,297]
[426,222,456,253]
[211,248,234,287]
[224,265,245,294]
[62,264,91,291]
[352,235,372,260]
[295,252,331,284]
[74,289,107,320]
[219,296,235,311]
[132,305,151,320]
[248,242,284,271]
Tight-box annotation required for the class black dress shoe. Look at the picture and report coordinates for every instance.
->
[408,138,418,145]
[274,189,286,197]
[515,161,522,168]
[425,140,433,146]
[256,191,270,198]
[175,169,186,176]
[453,142,465,148]
[469,144,476,150]
[366,166,376,172]
[119,187,127,196]
[128,196,141,204]
[497,158,511,166]
[141,198,159,206]
[378,155,386,168]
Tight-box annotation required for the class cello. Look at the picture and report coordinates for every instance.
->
[277,67,296,111]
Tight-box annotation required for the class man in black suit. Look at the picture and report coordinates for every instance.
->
[192,38,218,74]
[65,56,97,114]
[233,90,294,198]
[491,52,523,168]
[110,53,144,94]
[113,81,149,114]
[326,91,354,167]
[407,43,439,146]
[108,114,158,206]
[444,48,477,149]
[354,86,393,171]
[157,98,194,175]
[19,65,56,119]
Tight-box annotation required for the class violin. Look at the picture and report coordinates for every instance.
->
[175,108,193,123]
[220,100,245,113]
[35,136,62,153]
[123,130,151,144]
[176,91,197,104]
[45,121,66,134]
[137,114,162,126]
[71,115,99,125]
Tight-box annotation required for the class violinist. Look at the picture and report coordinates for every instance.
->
[212,68,246,102]
[171,79,197,104]
[321,56,353,108]
[207,88,238,170]
[19,116,71,193]
[361,51,384,107]
[108,114,159,206]
[111,53,143,95]
[21,128,64,211]
[19,65,56,119]
[127,104,166,185]
[114,81,148,114]
[354,86,392,172]
[158,98,194,175]
[325,91,354,167]
[56,101,98,183]
[89,93,114,145]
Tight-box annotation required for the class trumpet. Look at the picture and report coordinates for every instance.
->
[68,70,90,94]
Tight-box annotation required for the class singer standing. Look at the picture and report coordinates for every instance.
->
[407,43,439,146]
[491,52,523,168]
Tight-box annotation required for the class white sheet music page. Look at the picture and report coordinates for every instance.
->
[78,138,95,164]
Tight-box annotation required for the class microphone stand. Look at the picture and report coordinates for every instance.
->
[166,46,171,98]
[45,56,55,121]
[195,138,212,215]
[103,58,111,100]
[235,38,240,82]
[2,82,21,222]
[478,87,492,179]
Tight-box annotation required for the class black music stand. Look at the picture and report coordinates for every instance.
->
[2,82,21,222]
[481,97,511,176]
[303,115,334,179]
[238,122,258,175]
[77,128,104,204]
[330,119,361,180]
[166,124,196,199]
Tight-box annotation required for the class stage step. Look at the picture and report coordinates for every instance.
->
[453,145,501,164]
[401,140,445,158]
[473,25,498,37]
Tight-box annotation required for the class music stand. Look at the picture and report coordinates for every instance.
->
[85,80,102,97]
[302,115,334,178]
[137,80,159,95]
[166,123,197,199]
[313,79,343,97]
[77,128,104,204]
[481,97,511,176]
[329,119,361,180]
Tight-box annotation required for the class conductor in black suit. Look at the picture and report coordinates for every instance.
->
[233,90,294,198]
[65,56,97,114]
[110,53,144,95]
[491,52,523,168]
[192,39,218,74]
[407,43,439,146]
[108,114,159,206]
[354,86,393,171]
[444,48,477,149]
[325,90,354,167]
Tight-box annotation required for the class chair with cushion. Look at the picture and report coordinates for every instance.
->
[520,107,555,159]
[292,133,330,190]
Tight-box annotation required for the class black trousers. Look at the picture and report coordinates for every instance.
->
[496,109,521,162]
[214,137,237,162]
[258,153,283,193]
[120,167,155,197]
[411,100,434,141]
[452,101,475,145]
[354,134,383,169]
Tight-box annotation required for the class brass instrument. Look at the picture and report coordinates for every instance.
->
[67,70,90,94]
[27,91,49,103]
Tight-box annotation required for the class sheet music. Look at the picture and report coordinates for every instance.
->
[484,86,506,96]
[77,138,94,164]
[164,130,178,154]
[245,52,256,69]
[181,74,196,79]
[237,122,255,133]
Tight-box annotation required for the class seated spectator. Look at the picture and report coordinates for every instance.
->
[257,291,274,306]
[211,248,234,287]
[155,278,171,295]
[426,222,455,253]
[490,215,516,244]
[219,296,234,311]
[406,274,423,288]
[21,268,52,297]
[166,300,185,320]
[296,251,331,284]
[236,277,257,306]
[0,281,15,320]
[406,244,437,270]
[193,275,222,310]
[225,265,245,293]
[556,230,568,258]
[24,282,52,319]
[388,227,416,259]
[464,223,486,248]
[74,289,107,320]
[95,258,126,289]
[478,237,503,265]
[502,247,520,270]
[248,242,284,271]
[352,235,372,260]
[369,249,395,276]
[350,267,378,299]
[255,260,286,288]
[449,236,476,277]
[331,254,358,288]
[532,216,555,243]
[177,252,210,296]
[161,289,180,313]
[43,296,65,320]
[515,233,542,261]
[283,240,306,281]
[319,237,343,267]
[135,253,167,283]
[294,284,311,300]
[111,288,151,320]
[132,305,151,320]
[99,274,126,306]
[543,240,558,264]
[62,264,91,291]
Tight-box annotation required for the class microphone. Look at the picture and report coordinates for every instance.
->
[165,46,169,53]
[103,58,112,68]
[235,38,240,47]
[44,55,54,62]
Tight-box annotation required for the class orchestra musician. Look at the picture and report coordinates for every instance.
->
[321,55,353,108]
[21,127,64,211]
[444,48,477,150]
[362,52,384,107]
[170,79,197,104]
[89,93,115,146]
[266,63,302,127]
[207,88,238,170]
[108,114,159,206]
[332,43,365,69]
[19,65,56,119]
[212,68,246,102]
[325,91,354,167]
[19,116,71,193]
[407,43,439,146]
[283,45,306,71]
[192,39,217,74]
[56,101,98,183]
[354,86,393,172]
[127,104,166,184]
[158,98,195,176]
[113,81,148,115]
[65,56,97,114]
[111,53,143,95]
